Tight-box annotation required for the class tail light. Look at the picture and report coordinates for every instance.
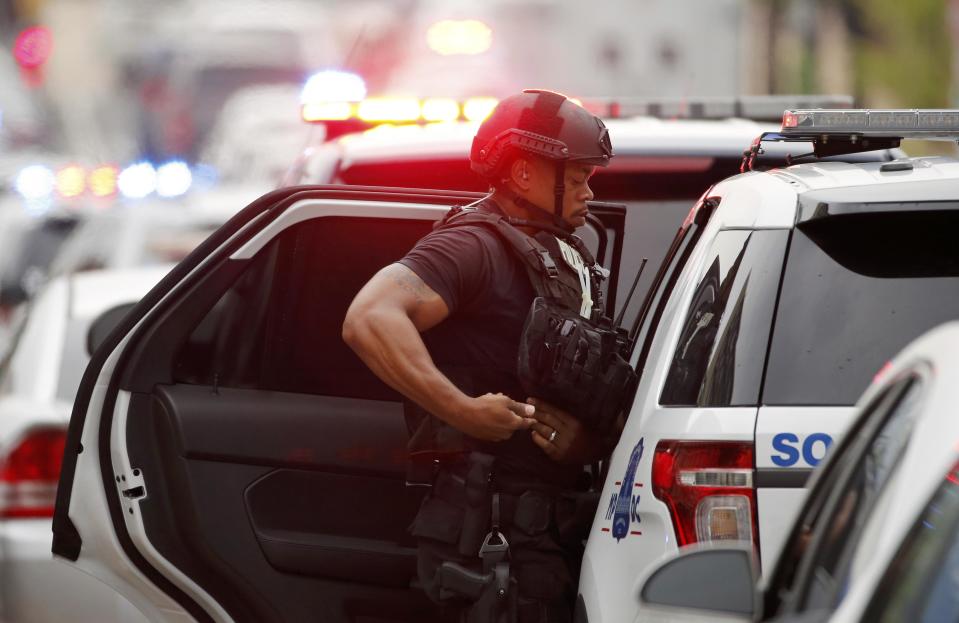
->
[0,427,67,519]
[652,440,758,547]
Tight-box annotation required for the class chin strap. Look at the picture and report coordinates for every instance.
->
[494,182,574,236]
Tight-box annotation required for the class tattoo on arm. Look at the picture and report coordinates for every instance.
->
[386,264,431,306]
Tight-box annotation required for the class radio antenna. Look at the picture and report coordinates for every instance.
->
[613,257,648,328]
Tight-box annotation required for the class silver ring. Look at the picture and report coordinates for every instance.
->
[548,429,558,443]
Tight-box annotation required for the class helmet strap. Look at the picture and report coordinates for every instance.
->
[494,181,574,235]
[553,159,566,223]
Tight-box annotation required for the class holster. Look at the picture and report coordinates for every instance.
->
[438,561,517,623]
[458,453,496,557]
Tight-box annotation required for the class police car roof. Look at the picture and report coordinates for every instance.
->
[710,156,959,229]
[329,117,780,165]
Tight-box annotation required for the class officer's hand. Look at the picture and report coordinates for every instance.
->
[528,397,603,464]
[460,393,536,441]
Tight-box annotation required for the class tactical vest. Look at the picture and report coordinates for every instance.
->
[405,202,637,482]
[436,202,636,416]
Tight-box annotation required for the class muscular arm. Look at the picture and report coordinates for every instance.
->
[343,263,533,441]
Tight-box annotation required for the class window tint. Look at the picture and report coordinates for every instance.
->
[661,229,787,407]
[866,460,959,623]
[173,216,433,400]
[614,200,695,330]
[798,380,924,611]
[764,210,959,405]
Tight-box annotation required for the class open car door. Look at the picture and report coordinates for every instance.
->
[52,186,625,623]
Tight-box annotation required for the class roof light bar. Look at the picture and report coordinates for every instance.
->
[357,97,421,123]
[581,95,854,121]
[302,95,499,132]
[781,109,959,139]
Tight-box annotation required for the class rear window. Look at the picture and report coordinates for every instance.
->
[763,209,959,406]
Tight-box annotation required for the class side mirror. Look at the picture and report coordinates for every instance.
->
[87,303,136,356]
[637,544,760,620]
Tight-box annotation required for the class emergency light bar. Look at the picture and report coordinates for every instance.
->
[781,109,959,139]
[580,95,854,122]
[741,108,959,171]
[302,96,498,124]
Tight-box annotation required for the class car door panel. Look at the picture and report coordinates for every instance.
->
[55,187,627,623]
[151,384,420,586]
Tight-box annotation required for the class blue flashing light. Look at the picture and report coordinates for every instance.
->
[191,163,218,191]
[156,161,192,198]
[15,165,55,200]
[118,162,157,199]
[301,70,367,104]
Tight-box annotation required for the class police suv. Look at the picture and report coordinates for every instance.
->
[580,109,959,622]
[48,110,949,623]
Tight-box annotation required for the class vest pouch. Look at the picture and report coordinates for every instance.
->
[518,297,635,432]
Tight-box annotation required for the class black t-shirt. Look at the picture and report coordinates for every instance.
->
[398,202,581,485]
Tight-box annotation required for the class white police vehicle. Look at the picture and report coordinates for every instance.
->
[634,320,959,623]
[49,110,940,623]
[580,109,959,622]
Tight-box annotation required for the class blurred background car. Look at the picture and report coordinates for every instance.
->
[633,321,959,623]
[200,83,316,186]
[0,265,170,623]
[46,186,258,278]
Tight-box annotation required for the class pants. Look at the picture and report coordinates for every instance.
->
[409,466,585,623]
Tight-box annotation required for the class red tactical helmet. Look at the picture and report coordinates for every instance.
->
[470,89,614,180]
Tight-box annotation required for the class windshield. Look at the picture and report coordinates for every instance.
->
[763,209,959,405]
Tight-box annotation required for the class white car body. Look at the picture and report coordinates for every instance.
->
[632,321,959,622]
[0,266,170,622]
[583,156,959,623]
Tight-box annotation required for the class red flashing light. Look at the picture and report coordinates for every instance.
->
[0,427,66,519]
[652,440,758,547]
[13,26,53,70]
[782,112,799,129]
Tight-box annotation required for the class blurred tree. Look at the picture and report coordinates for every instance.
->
[752,0,951,108]
[850,0,951,108]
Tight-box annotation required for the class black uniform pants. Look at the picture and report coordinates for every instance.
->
[410,467,583,623]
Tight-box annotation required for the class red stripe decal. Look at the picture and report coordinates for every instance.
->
[634,483,644,487]
[615,481,622,486]
[601,528,610,532]
[630,531,642,535]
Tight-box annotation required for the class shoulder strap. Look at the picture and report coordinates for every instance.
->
[435,207,571,301]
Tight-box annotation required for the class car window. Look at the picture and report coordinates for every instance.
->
[0,215,80,298]
[797,379,925,611]
[627,198,715,379]
[764,209,959,405]
[660,229,787,407]
[865,460,959,623]
[173,216,433,400]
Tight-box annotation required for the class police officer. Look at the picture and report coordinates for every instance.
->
[343,89,618,622]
